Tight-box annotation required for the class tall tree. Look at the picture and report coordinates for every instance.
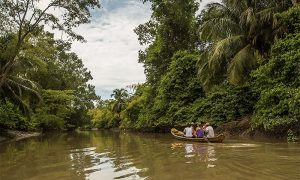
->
[128,0,201,128]
[0,0,100,89]
[26,33,99,128]
[135,0,199,85]
[111,88,129,114]
[0,33,46,111]
[197,0,292,89]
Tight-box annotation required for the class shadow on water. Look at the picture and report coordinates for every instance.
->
[0,130,300,180]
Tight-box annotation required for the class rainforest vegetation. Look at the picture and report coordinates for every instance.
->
[1,0,299,137]
[0,0,100,131]
[89,0,300,136]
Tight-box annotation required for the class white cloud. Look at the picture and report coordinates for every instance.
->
[68,0,219,99]
[198,0,221,9]
[70,0,151,99]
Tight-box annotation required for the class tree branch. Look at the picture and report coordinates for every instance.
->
[22,2,58,40]
[0,0,31,87]
[18,0,30,43]
[27,3,36,26]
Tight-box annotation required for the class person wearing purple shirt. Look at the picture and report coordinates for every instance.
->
[196,123,204,138]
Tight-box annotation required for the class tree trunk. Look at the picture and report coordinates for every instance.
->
[0,56,16,88]
[0,37,23,88]
[0,75,7,88]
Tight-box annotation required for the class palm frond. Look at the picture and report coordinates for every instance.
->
[228,45,258,84]
[7,76,41,99]
[205,2,226,11]
[197,60,214,91]
[240,7,257,33]
[256,7,276,23]
[244,7,255,25]
[198,35,245,89]
[197,0,292,88]
[9,75,40,90]
[5,82,31,114]
[207,35,245,69]
[224,0,248,14]
[201,1,243,40]
[7,79,40,98]
[200,17,241,40]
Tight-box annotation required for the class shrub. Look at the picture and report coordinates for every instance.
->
[32,90,75,131]
[192,82,256,125]
[251,6,300,132]
[0,100,28,130]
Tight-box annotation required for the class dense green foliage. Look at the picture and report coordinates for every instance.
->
[252,5,300,132]
[1,0,299,139]
[0,0,100,131]
[89,1,300,139]
[198,0,292,88]
[32,90,75,131]
[135,0,200,84]
[0,32,99,131]
[0,100,27,129]
[153,51,203,126]
[193,83,256,125]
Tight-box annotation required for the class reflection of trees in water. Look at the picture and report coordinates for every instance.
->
[89,131,154,179]
[1,131,220,180]
[89,131,221,179]
[0,133,91,180]
[171,142,217,168]
[63,132,97,178]
[2,132,300,179]
[1,132,184,179]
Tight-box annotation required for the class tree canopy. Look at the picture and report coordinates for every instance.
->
[1,0,299,139]
[89,1,299,138]
[0,0,100,131]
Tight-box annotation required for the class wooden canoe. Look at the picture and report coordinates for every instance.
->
[171,128,225,143]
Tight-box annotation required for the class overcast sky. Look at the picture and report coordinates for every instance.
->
[71,0,219,99]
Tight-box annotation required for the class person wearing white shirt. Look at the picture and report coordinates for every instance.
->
[183,125,193,138]
[204,123,215,138]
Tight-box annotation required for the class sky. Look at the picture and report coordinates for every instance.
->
[70,0,219,99]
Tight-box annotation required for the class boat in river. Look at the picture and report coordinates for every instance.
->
[171,128,225,143]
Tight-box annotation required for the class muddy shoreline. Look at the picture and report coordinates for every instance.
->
[0,129,40,143]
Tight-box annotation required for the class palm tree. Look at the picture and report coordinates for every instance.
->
[110,88,129,114]
[0,35,41,113]
[197,0,293,89]
[1,74,40,113]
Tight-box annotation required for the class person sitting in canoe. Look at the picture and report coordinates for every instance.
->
[204,122,215,138]
[183,124,194,138]
[195,122,205,138]
[192,123,197,137]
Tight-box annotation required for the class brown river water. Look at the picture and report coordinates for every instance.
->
[0,131,299,180]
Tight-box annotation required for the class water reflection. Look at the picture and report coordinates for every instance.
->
[69,132,146,179]
[0,131,300,180]
[171,143,217,168]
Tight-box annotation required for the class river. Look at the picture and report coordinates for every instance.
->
[0,131,299,180]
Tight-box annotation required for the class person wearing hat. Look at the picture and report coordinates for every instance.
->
[204,122,215,138]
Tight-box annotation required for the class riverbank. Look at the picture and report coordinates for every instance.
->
[110,116,298,142]
[215,116,255,137]
[215,117,299,142]
[0,129,40,143]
